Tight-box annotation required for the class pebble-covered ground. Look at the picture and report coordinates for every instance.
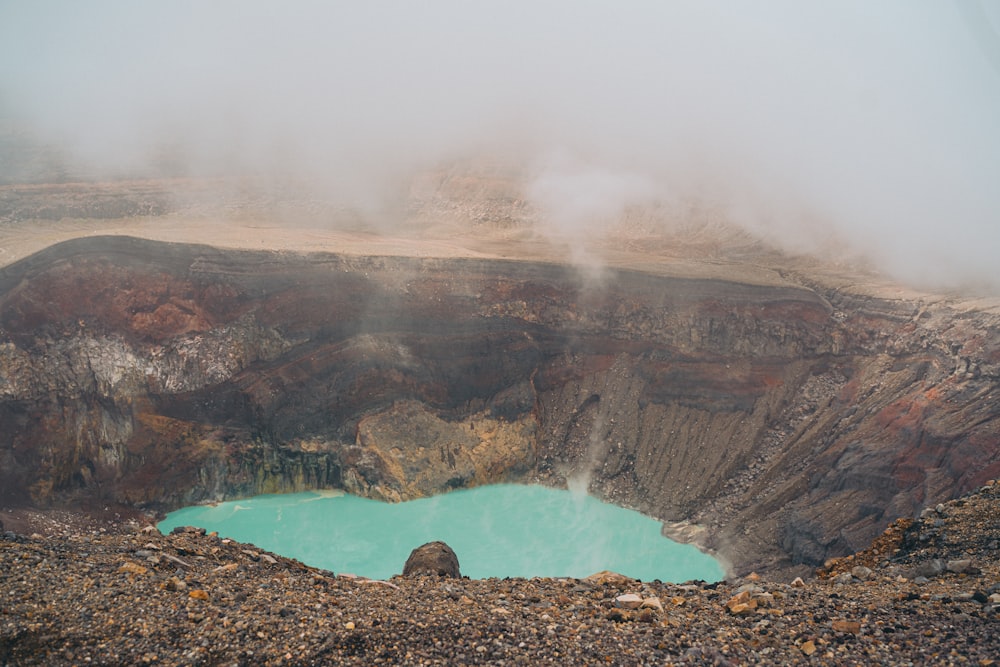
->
[2,483,999,666]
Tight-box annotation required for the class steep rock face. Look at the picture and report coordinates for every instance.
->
[346,400,537,502]
[1,236,999,576]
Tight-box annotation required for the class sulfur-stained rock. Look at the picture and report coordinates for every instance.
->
[348,401,536,501]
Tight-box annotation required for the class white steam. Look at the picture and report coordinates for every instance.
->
[2,1,999,289]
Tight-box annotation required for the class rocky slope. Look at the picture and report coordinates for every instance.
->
[2,228,999,578]
[2,480,999,665]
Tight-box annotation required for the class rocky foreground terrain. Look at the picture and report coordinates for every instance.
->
[2,480,999,665]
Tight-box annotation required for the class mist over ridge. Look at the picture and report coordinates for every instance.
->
[2,1,999,290]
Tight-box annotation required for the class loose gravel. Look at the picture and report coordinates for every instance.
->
[3,483,1000,665]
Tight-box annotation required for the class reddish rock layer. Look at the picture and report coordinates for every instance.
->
[1,235,999,577]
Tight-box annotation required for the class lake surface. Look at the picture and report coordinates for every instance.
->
[158,484,724,582]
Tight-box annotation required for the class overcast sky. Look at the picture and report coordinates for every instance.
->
[2,1,999,289]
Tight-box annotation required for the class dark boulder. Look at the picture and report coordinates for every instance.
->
[403,541,461,578]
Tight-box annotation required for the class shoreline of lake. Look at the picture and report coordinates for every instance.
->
[158,484,725,583]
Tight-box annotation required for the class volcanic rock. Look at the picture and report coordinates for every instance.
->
[402,541,461,578]
[614,593,643,609]
[1,168,999,663]
[946,558,972,574]
[1,228,999,578]
[584,571,636,587]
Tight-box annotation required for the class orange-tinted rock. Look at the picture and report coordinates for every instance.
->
[832,620,861,634]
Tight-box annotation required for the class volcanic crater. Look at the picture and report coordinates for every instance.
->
[2,177,1000,579]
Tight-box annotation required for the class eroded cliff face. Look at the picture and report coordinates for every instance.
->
[2,236,998,576]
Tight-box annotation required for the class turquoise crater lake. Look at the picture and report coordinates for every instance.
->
[158,484,724,582]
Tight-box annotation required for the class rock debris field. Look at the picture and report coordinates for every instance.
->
[3,483,1000,665]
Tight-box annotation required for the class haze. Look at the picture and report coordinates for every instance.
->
[2,1,999,289]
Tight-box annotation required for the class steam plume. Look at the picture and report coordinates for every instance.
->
[2,1,999,289]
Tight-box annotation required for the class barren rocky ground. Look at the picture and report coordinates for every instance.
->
[2,481,999,665]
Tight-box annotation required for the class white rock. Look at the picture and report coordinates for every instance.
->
[615,593,643,609]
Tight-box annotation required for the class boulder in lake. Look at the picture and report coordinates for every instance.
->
[402,541,461,578]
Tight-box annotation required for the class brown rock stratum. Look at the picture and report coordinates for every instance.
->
[1,174,999,583]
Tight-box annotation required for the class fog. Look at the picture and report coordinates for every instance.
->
[2,1,999,289]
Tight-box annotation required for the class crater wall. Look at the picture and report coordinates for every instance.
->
[2,236,998,576]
